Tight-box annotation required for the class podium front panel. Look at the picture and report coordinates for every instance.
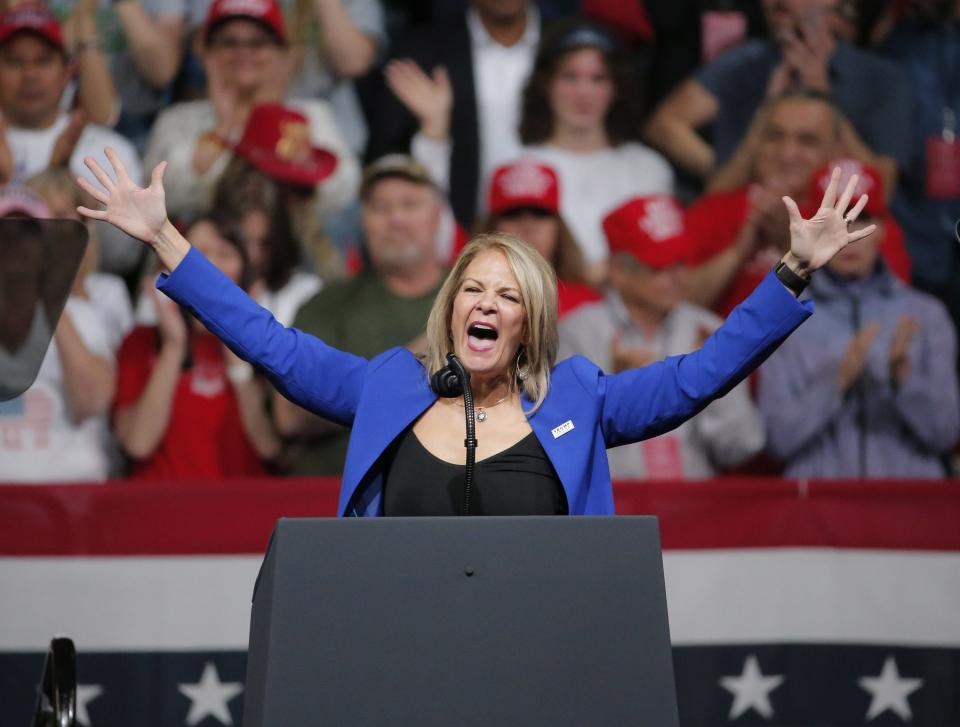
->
[244,516,679,727]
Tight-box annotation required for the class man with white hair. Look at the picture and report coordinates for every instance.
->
[559,195,765,479]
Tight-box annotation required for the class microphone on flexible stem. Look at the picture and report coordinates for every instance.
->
[430,353,477,515]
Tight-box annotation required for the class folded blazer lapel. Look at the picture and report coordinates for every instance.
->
[338,349,437,516]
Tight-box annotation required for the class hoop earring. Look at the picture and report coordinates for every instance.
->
[515,349,530,382]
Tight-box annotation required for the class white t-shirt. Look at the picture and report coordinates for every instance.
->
[0,274,132,483]
[467,5,540,208]
[255,271,323,328]
[524,143,675,263]
[5,114,145,275]
[5,113,143,186]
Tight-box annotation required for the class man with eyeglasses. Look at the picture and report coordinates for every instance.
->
[143,0,360,224]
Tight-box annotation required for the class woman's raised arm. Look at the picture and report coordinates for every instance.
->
[75,149,368,426]
[600,167,877,446]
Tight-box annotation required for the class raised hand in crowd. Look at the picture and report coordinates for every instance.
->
[778,12,834,93]
[611,332,657,374]
[61,0,118,127]
[889,316,920,389]
[837,322,880,393]
[49,110,88,170]
[107,0,185,91]
[384,60,453,142]
[310,0,378,79]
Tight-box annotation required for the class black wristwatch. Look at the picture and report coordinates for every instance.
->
[774,260,810,297]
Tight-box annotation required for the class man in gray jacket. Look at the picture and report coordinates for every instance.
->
[758,170,960,478]
[558,194,766,479]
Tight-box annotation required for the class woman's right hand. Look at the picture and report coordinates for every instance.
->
[77,149,168,243]
[77,149,190,272]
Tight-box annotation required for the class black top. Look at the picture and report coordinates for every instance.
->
[383,428,568,516]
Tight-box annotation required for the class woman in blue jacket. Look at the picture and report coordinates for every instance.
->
[77,151,876,516]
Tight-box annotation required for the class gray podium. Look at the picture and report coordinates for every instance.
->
[242,517,679,727]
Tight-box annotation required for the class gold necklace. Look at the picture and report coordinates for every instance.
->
[454,395,510,422]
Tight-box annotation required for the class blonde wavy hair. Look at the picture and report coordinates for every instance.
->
[424,233,559,415]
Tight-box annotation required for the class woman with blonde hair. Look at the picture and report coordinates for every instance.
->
[78,150,875,515]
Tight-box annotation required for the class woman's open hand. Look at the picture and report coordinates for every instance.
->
[781,167,876,274]
[77,148,190,272]
[77,148,168,244]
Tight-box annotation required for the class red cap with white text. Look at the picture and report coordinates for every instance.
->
[488,160,560,215]
[602,195,693,269]
[0,4,64,51]
[204,0,286,45]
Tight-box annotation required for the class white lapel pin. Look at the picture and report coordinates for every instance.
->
[551,420,574,439]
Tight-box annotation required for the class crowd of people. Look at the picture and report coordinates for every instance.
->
[1,0,958,484]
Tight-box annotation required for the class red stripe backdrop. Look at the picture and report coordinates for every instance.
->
[0,478,958,556]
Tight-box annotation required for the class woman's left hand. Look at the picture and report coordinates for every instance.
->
[781,167,876,275]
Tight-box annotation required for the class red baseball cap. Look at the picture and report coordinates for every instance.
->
[233,104,337,187]
[805,159,888,219]
[0,4,64,52]
[488,160,560,215]
[602,195,693,269]
[204,0,286,45]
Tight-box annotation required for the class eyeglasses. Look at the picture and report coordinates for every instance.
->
[208,35,278,52]
[498,206,555,220]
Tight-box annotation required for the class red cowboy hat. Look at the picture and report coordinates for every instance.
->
[232,104,337,187]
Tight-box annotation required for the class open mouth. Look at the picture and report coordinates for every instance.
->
[467,322,498,352]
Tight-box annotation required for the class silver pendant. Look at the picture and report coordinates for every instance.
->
[476,409,487,422]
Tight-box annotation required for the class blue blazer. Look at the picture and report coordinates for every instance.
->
[158,248,813,516]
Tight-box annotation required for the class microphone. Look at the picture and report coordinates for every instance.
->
[430,358,465,398]
[430,354,477,515]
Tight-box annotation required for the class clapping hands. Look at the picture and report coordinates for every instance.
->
[837,317,918,392]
